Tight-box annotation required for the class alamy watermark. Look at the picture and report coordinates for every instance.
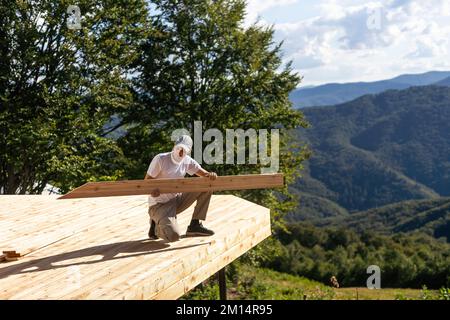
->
[171,121,279,173]
[67,5,82,30]
[366,265,381,289]
[366,6,388,32]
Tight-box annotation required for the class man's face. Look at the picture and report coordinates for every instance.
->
[172,145,188,164]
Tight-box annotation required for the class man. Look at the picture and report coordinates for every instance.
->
[145,135,217,242]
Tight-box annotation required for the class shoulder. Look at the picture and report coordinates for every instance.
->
[150,152,170,164]
[159,152,171,158]
[185,155,200,166]
[155,152,171,161]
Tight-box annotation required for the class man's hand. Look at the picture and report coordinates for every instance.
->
[150,188,160,197]
[195,168,218,180]
[206,172,217,180]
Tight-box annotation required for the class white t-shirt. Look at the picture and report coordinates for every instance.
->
[147,152,201,206]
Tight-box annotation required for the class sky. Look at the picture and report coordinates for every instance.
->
[244,0,450,86]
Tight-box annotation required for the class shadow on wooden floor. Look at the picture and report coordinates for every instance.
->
[0,238,212,278]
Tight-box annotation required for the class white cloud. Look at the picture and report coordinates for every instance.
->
[405,23,450,59]
[264,0,450,85]
[275,18,338,69]
[244,0,298,27]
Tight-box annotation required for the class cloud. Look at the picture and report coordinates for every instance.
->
[244,0,298,27]
[405,23,449,58]
[265,0,450,85]
[275,19,337,69]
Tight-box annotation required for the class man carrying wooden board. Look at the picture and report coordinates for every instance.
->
[144,135,218,242]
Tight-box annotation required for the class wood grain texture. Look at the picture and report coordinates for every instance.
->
[0,194,271,299]
[1,196,145,257]
[57,173,284,199]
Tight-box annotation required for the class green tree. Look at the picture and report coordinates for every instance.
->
[0,0,149,194]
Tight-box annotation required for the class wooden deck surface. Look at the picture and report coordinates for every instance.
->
[0,194,271,299]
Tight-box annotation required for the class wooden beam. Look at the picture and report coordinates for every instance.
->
[3,251,21,258]
[58,173,284,200]
[218,268,227,300]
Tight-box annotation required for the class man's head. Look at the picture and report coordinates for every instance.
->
[171,135,193,164]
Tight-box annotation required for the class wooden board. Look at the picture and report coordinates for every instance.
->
[58,173,284,199]
[0,194,271,299]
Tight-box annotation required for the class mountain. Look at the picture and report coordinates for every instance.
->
[316,197,450,242]
[435,76,450,87]
[290,71,450,108]
[291,85,450,222]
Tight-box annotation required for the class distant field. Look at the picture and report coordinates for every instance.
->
[333,287,434,300]
[183,264,446,300]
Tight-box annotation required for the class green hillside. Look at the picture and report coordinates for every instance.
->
[286,189,350,220]
[318,197,450,242]
[183,264,449,300]
[291,86,450,221]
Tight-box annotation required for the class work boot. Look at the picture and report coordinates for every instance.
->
[186,221,214,237]
[148,220,158,240]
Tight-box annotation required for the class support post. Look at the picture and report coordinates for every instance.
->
[217,267,227,300]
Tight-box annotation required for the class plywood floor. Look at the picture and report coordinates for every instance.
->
[0,194,271,299]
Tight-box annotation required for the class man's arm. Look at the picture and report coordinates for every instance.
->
[144,173,160,197]
[195,168,218,180]
[144,167,217,197]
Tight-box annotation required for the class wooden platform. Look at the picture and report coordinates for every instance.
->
[0,194,271,299]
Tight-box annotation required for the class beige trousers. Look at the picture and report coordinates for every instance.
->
[148,191,212,242]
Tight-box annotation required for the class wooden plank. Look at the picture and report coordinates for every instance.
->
[4,252,21,258]
[2,251,18,255]
[5,256,19,262]
[57,173,284,199]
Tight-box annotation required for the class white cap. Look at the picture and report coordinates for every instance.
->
[174,135,193,153]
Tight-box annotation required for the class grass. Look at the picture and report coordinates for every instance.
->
[182,264,449,300]
[334,287,433,300]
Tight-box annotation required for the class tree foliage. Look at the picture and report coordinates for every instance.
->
[268,222,450,289]
[0,0,149,193]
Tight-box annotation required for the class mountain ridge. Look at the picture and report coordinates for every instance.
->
[290,71,450,108]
